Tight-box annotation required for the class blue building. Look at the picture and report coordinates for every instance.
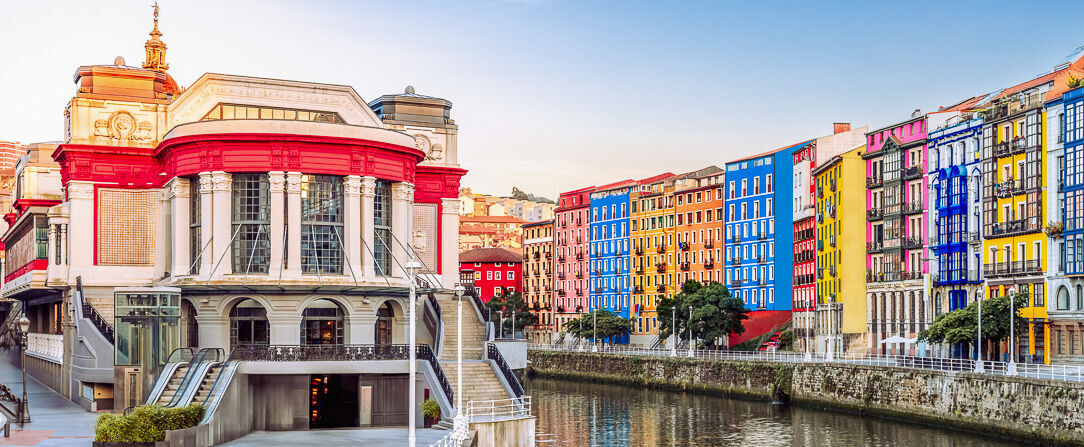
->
[1049,85,1084,363]
[927,111,985,359]
[724,144,798,321]
[589,184,633,343]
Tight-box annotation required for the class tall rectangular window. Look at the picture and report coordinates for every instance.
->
[301,175,344,274]
[374,180,393,276]
[232,174,271,274]
[190,178,201,274]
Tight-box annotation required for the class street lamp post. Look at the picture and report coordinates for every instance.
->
[687,306,693,358]
[498,310,504,339]
[405,260,422,447]
[1008,292,1017,375]
[592,310,598,352]
[16,313,30,425]
[670,306,677,357]
[512,310,516,340]
[975,291,984,373]
[451,284,469,441]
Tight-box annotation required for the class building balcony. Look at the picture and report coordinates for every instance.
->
[703,260,714,269]
[558,255,566,263]
[635,267,645,275]
[575,253,584,261]
[830,179,837,192]
[866,176,883,188]
[757,279,767,286]
[817,187,824,199]
[656,285,666,293]
[731,257,741,266]
[557,289,566,296]
[635,247,644,256]
[730,280,742,289]
[656,264,666,273]
[901,236,922,250]
[989,218,1041,237]
[829,265,837,277]
[633,285,644,294]
[575,289,583,297]
[533,252,541,260]
[757,254,767,263]
[656,245,666,254]
[902,165,921,180]
[731,235,741,244]
[679,242,690,251]
[575,272,583,279]
[865,241,884,254]
[900,270,922,281]
[829,234,836,247]
[818,240,824,252]
[704,239,714,249]
[901,201,923,215]
[679,262,690,271]
[757,233,767,241]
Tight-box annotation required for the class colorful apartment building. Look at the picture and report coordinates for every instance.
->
[459,247,523,302]
[458,214,528,251]
[724,145,797,343]
[521,220,554,344]
[926,108,985,359]
[813,145,867,356]
[864,115,930,356]
[589,182,634,343]
[553,187,593,341]
[629,177,677,345]
[1049,85,1084,363]
[673,167,726,287]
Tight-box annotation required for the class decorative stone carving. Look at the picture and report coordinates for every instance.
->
[392,182,414,202]
[67,182,95,200]
[285,172,303,193]
[414,134,431,153]
[210,171,232,191]
[427,143,444,161]
[268,171,286,192]
[411,229,427,251]
[198,173,214,193]
[170,178,190,198]
[344,175,362,195]
[93,111,153,141]
[360,176,377,197]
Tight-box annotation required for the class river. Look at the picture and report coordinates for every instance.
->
[526,377,1022,447]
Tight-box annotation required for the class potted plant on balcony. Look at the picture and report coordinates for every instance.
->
[422,399,441,428]
[1045,221,1064,238]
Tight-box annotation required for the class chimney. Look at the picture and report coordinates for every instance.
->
[833,123,851,134]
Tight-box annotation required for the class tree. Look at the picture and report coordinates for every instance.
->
[560,310,633,345]
[919,293,1027,359]
[485,289,535,338]
[510,187,528,200]
[657,280,749,349]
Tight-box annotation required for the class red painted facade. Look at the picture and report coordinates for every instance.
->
[460,260,522,303]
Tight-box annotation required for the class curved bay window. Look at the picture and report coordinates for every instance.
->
[374,181,393,276]
[229,299,269,347]
[301,175,344,274]
[302,299,344,345]
[232,173,271,274]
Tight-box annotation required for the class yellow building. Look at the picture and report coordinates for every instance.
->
[629,184,676,344]
[813,145,868,355]
[980,90,1049,363]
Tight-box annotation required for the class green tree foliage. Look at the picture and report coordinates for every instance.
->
[919,293,1028,350]
[486,289,536,337]
[656,280,749,349]
[511,187,529,200]
[95,404,205,442]
[560,310,634,344]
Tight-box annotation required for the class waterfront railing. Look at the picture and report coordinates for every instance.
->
[529,343,1084,383]
[466,396,532,422]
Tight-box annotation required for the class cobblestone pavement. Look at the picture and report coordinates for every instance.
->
[0,349,99,446]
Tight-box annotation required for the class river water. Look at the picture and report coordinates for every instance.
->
[526,377,1022,447]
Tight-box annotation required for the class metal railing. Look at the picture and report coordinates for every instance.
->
[487,343,524,397]
[77,277,114,344]
[465,396,532,422]
[528,344,1084,383]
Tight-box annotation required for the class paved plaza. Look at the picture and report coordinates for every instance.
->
[218,428,451,446]
[0,349,99,446]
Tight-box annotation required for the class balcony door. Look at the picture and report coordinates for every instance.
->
[302,299,344,345]
[229,298,269,348]
[376,302,395,346]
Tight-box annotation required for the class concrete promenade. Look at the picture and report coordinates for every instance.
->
[218,428,450,446]
[0,348,98,447]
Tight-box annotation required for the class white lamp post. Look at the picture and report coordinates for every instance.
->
[592,309,598,352]
[498,310,504,339]
[405,260,422,447]
[16,313,30,425]
[975,291,984,373]
[670,306,677,357]
[451,284,469,441]
[1008,291,1017,375]
[687,306,694,358]
[512,310,516,340]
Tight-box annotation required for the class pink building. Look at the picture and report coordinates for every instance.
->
[864,115,930,356]
[553,186,593,341]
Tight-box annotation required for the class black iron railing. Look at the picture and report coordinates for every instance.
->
[417,344,454,405]
[77,277,114,344]
[233,344,411,361]
[487,343,524,397]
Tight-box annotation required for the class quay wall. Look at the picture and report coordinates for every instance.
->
[527,350,1084,445]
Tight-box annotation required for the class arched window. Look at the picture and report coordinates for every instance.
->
[302,299,344,345]
[1077,285,1084,310]
[181,299,199,348]
[1058,286,1071,310]
[230,299,269,347]
[376,302,397,345]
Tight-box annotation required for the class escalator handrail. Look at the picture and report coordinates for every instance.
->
[200,348,238,405]
[165,347,195,365]
[166,348,222,407]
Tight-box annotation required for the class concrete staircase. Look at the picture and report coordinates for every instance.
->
[438,296,487,362]
[155,365,190,406]
[441,361,510,405]
[190,364,223,405]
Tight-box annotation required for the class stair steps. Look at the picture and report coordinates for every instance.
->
[155,365,191,406]
[190,365,223,405]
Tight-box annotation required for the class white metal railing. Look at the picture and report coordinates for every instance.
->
[466,396,532,422]
[529,343,1084,383]
[26,333,63,363]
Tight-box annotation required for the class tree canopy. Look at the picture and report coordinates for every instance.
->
[656,280,749,349]
[485,289,536,337]
[560,310,633,344]
[919,293,1028,348]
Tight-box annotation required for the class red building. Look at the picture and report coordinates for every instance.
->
[792,142,817,353]
[459,247,523,302]
[553,186,593,336]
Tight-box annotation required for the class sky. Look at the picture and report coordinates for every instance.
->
[1,0,1082,199]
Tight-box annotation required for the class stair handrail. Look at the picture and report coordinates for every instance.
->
[486,342,524,398]
[416,344,454,406]
[200,348,238,405]
[166,347,221,407]
[165,347,195,365]
[76,276,115,344]
[425,293,443,358]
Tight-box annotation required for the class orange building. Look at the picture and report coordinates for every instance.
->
[674,167,726,287]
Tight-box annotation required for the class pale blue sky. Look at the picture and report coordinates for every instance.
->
[0,0,1080,198]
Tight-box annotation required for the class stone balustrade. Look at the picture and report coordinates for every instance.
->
[26,332,63,364]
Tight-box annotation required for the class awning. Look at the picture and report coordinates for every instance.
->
[880,335,917,344]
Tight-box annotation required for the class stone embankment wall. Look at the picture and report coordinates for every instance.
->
[528,350,1084,445]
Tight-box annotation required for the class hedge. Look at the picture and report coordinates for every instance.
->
[94,404,205,443]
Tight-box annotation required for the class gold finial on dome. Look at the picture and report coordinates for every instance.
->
[142,2,169,72]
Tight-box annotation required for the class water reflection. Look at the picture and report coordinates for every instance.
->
[527,377,1019,447]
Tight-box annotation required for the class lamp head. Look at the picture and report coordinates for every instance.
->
[454,284,465,297]
[405,260,422,276]
[17,315,29,333]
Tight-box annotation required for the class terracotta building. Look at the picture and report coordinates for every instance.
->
[520,220,554,343]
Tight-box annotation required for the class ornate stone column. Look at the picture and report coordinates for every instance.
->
[390,182,414,278]
[211,171,233,276]
[361,176,377,277]
[168,178,191,278]
[344,176,363,279]
[285,172,303,276]
[268,172,286,278]
[198,173,214,276]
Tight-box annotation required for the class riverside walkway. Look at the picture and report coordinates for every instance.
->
[0,348,98,446]
[529,343,1084,382]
